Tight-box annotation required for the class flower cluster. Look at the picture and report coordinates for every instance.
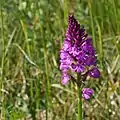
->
[82,88,94,100]
[60,15,100,99]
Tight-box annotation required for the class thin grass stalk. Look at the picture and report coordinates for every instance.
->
[96,20,104,66]
[63,0,68,24]
[111,0,117,33]
[77,74,82,120]
[40,26,50,120]
[106,79,110,119]
[37,3,50,119]
[0,6,4,95]
[77,85,82,120]
[0,7,6,119]
[88,0,96,47]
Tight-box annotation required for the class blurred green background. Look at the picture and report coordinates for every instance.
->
[0,0,120,120]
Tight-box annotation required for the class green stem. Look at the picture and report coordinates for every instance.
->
[1,7,5,119]
[77,74,82,120]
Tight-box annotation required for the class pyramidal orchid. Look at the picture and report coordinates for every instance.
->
[60,15,100,85]
[60,15,100,119]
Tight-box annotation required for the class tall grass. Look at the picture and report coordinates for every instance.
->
[0,0,120,119]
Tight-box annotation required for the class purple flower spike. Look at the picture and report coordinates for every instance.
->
[89,67,100,78]
[82,88,94,100]
[60,15,100,84]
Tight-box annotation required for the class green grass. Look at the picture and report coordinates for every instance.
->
[0,0,120,119]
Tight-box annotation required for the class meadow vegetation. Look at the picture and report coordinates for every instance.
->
[0,0,120,119]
